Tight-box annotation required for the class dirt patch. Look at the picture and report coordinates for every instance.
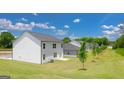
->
[0,50,12,59]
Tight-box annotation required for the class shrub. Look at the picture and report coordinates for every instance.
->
[100,45,107,50]
[112,44,117,49]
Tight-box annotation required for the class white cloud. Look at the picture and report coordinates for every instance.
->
[0,18,12,28]
[0,18,68,37]
[64,25,70,29]
[113,27,120,32]
[56,29,67,36]
[73,18,80,23]
[35,22,50,29]
[101,23,124,40]
[32,13,38,16]
[102,30,115,35]
[30,22,56,30]
[101,25,114,29]
[30,22,35,27]
[49,26,56,29]
[20,18,28,22]
[14,22,33,31]
[69,33,79,40]
[0,18,57,31]
[117,24,123,27]
[0,18,55,31]
[102,25,121,36]
[0,18,33,31]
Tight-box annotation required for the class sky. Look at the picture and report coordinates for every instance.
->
[0,13,124,41]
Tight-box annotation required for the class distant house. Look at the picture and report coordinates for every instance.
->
[63,43,79,56]
[107,45,112,49]
[13,31,63,64]
[63,41,93,56]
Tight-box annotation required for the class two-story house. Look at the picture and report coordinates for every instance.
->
[13,31,63,64]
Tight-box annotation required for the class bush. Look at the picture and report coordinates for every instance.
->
[100,45,107,50]
[49,59,54,63]
[112,44,117,49]
[96,47,101,54]
[95,45,107,55]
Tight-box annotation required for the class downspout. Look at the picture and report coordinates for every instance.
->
[41,41,43,64]
[12,41,14,60]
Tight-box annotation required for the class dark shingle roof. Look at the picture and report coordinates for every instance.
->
[27,31,62,42]
[63,43,80,50]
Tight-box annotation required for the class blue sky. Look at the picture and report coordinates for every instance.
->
[0,13,124,40]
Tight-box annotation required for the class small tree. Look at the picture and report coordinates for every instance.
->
[79,42,87,70]
[92,42,97,57]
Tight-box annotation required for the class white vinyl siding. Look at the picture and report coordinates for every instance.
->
[41,42,63,63]
[13,32,41,64]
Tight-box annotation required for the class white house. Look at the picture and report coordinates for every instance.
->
[13,31,63,64]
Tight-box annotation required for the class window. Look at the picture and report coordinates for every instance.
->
[54,53,57,58]
[61,44,63,48]
[53,44,56,48]
[43,54,45,60]
[43,43,45,49]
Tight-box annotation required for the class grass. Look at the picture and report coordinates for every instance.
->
[0,49,124,79]
[115,48,124,56]
[0,47,12,51]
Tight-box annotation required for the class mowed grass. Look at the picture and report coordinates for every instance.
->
[0,49,124,79]
[116,48,124,56]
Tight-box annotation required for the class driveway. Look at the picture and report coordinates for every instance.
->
[0,50,12,60]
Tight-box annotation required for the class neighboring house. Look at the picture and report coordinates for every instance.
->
[107,45,112,49]
[63,43,80,56]
[63,41,93,56]
[13,31,63,64]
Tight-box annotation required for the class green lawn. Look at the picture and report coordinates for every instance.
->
[116,48,124,56]
[0,49,124,79]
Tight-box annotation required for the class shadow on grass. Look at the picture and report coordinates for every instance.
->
[91,59,96,62]
[0,75,11,79]
[78,68,87,71]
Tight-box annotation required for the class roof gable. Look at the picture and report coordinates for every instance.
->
[27,31,62,42]
[63,43,80,50]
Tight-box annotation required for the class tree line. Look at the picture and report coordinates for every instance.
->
[63,37,109,45]
[113,35,124,49]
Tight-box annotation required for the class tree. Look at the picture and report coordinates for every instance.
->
[92,42,97,57]
[0,32,15,48]
[102,37,109,45]
[93,37,109,46]
[79,42,87,70]
[92,41,107,62]
[62,37,71,43]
